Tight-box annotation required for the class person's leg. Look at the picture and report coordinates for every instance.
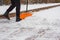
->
[15,0,21,22]
[4,0,15,14]
[3,0,15,20]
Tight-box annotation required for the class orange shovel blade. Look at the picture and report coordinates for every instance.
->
[20,12,32,20]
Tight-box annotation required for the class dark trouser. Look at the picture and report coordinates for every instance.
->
[5,0,20,19]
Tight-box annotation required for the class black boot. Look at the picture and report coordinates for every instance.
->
[3,12,10,20]
[16,18,22,22]
[16,15,22,22]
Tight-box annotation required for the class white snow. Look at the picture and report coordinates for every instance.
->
[0,3,60,40]
[0,3,60,14]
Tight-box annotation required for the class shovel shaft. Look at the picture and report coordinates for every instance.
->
[26,0,28,12]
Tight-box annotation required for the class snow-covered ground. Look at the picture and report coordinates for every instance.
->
[0,3,60,14]
[0,3,60,40]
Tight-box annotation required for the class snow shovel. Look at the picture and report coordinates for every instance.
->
[20,0,32,20]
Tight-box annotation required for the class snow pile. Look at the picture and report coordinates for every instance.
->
[0,3,60,14]
[24,6,60,40]
[0,4,60,40]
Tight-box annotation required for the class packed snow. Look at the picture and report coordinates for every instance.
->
[0,3,60,40]
[0,3,60,14]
